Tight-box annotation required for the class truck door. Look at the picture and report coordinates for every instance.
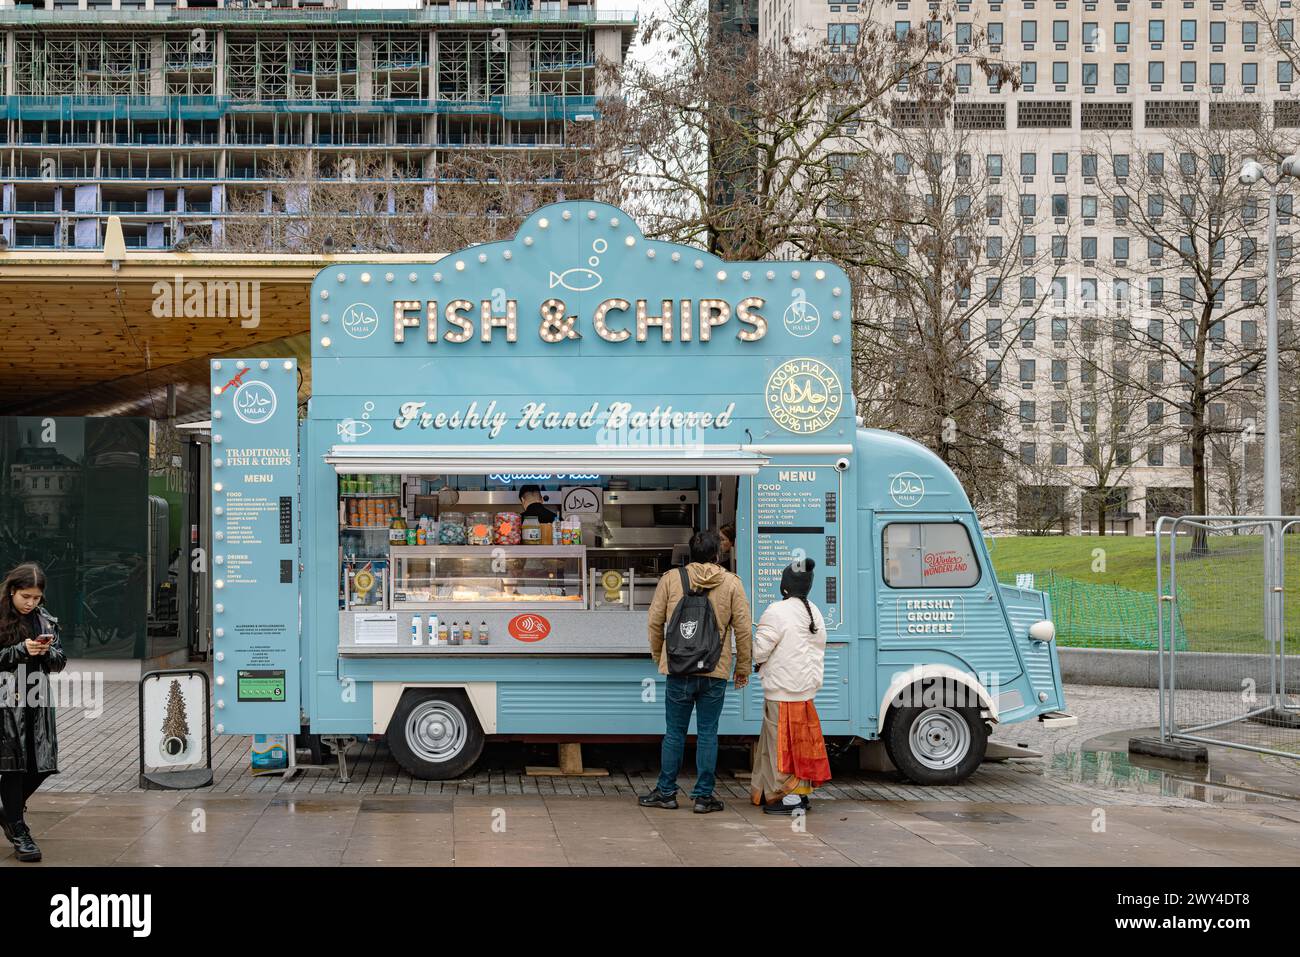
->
[875,515,1023,689]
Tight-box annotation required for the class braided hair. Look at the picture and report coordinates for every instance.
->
[798,596,818,634]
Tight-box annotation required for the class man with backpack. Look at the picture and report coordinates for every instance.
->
[639,529,753,813]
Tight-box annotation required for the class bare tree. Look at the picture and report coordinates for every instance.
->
[1057,319,1168,534]
[853,121,1055,519]
[584,0,1011,263]
[214,148,590,253]
[1094,123,1277,546]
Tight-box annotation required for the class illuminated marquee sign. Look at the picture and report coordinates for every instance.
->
[389,296,769,345]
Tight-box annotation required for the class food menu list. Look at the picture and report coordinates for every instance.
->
[750,465,842,630]
[210,360,300,734]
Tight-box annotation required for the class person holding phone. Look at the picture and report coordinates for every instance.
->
[0,562,66,862]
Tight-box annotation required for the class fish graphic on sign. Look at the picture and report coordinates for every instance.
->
[549,267,603,292]
[337,419,372,440]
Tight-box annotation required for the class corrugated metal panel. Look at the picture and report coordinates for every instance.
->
[880,592,1022,679]
[999,585,1058,707]
[743,642,849,721]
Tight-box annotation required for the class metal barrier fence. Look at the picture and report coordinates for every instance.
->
[1156,515,1300,760]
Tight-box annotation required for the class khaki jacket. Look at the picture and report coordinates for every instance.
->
[647,563,753,681]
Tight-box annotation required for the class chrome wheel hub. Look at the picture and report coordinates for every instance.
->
[406,701,468,763]
[909,707,971,770]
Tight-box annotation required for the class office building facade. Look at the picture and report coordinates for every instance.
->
[763,0,1294,533]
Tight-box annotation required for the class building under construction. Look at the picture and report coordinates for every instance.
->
[0,0,635,249]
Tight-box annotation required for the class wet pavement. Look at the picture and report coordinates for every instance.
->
[8,680,1297,866]
[6,790,1300,867]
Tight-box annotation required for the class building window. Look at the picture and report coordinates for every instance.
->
[827,23,860,44]
[1210,63,1225,86]
[1020,400,1036,424]
[1020,442,1037,465]
[1180,20,1196,43]
[1148,445,1165,466]
[1243,22,1258,45]
[1022,21,1038,44]
[1114,63,1130,86]
[1243,62,1258,85]
[987,153,1003,177]
[1150,20,1165,44]
[1149,61,1165,85]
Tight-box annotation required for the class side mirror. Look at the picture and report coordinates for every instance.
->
[1028,620,1056,643]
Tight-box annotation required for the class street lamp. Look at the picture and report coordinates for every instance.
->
[1239,154,1300,672]
[1238,155,1299,517]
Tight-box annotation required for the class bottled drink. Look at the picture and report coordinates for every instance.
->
[478,620,489,645]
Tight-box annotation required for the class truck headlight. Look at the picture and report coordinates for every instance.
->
[1028,620,1056,643]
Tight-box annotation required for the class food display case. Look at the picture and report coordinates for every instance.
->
[388,546,588,610]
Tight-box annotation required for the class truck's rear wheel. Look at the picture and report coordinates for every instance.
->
[387,690,484,780]
[884,704,988,785]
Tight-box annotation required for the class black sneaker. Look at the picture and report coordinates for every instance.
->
[693,795,724,814]
[10,824,40,863]
[762,802,796,815]
[638,789,678,810]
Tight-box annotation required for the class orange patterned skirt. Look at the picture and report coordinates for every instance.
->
[750,699,832,805]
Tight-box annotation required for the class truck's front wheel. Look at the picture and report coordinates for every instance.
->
[884,704,988,785]
[387,690,485,780]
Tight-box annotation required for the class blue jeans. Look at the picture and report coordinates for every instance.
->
[656,674,727,798]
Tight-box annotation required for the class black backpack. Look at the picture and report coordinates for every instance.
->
[665,566,723,676]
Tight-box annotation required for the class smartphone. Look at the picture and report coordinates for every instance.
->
[36,633,53,644]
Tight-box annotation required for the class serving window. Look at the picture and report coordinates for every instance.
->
[882,522,981,589]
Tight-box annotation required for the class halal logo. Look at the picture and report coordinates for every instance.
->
[232,381,277,425]
[341,302,380,339]
[765,358,843,434]
[782,293,820,337]
[889,471,925,508]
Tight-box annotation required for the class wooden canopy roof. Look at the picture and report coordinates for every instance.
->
[0,242,439,421]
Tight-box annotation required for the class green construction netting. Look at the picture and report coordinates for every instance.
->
[998,570,1189,651]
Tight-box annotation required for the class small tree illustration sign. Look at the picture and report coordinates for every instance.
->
[161,678,192,759]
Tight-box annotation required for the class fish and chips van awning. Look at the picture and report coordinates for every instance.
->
[322,444,770,475]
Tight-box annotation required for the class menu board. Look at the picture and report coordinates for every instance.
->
[210,359,300,733]
[750,465,842,630]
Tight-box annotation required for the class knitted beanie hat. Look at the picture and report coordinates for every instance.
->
[779,558,816,599]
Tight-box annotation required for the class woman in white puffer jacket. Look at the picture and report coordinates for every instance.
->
[749,559,832,815]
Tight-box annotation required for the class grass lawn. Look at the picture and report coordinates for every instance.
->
[988,534,1300,654]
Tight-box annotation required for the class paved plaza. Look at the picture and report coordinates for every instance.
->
[5,679,1298,866]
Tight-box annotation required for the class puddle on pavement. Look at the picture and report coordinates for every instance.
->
[1046,746,1299,805]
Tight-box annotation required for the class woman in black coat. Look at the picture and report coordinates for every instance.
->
[0,562,67,862]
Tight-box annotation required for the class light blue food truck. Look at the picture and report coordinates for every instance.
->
[209,200,1069,786]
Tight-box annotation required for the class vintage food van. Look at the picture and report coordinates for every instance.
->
[209,201,1069,786]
